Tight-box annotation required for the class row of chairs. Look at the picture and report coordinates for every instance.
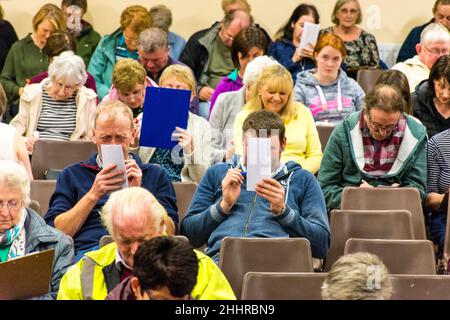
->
[241,272,450,300]
[218,237,436,299]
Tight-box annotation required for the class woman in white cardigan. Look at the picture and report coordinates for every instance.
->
[139,64,211,183]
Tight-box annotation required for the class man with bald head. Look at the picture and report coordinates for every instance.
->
[57,187,235,300]
[180,9,251,119]
[318,84,427,210]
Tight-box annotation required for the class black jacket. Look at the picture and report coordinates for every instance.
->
[412,80,450,138]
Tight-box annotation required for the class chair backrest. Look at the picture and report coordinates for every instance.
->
[389,274,450,300]
[356,69,385,93]
[316,125,335,152]
[324,209,414,271]
[30,180,57,217]
[241,272,327,300]
[172,182,197,223]
[219,237,313,299]
[344,238,436,275]
[340,187,426,239]
[31,140,97,179]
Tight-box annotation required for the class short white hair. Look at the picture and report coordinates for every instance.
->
[242,55,280,86]
[101,187,167,238]
[0,160,30,206]
[48,50,88,87]
[420,23,450,45]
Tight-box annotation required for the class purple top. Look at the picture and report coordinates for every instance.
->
[209,69,243,115]
[29,71,98,94]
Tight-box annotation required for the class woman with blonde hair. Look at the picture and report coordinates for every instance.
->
[88,5,152,100]
[139,64,211,183]
[0,3,66,121]
[233,64,322,174]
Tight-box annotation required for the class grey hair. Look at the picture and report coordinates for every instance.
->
[138,27,168,53]
[0,160,30,207]
[149,4,172,32]
[420,22,450,45]
[101,187,167,238]
[243,55,280,86]
[48,50,87,87]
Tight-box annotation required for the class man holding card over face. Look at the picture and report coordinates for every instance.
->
[181,110,330,263]
[45,100,178,261]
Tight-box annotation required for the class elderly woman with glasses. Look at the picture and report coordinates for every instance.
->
[320,0,381,78]
[318,83,427,211]
[10,51,97,154]
[0,160,73,299]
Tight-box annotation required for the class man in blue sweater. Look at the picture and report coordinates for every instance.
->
[45,100,178,260]
[181,110,330,262]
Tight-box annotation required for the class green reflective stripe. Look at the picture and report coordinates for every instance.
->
[80,256,96,300]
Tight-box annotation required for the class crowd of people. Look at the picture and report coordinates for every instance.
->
[0,0,449,300]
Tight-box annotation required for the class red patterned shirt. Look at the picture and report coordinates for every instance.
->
[359,112,406,176]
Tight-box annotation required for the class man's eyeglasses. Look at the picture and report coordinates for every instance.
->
[423,45,450,56]
[367,114,399,134]
[0,200,21,211]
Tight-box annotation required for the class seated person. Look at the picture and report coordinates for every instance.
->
[181,110,330,262]
[210,26,268,111]
[180,9,251,119]
[318,84,427,210]
[44,100,178,260]
[88,5,152,100]
[29,30,97,94]
[0,84,32,180]
[103,58,156,118]
[149,5,186,61]
[106,236,196,300]
[139,64,211,183]
[0,3,66,121]
[320,0,380,77]
[321,252,392,300]
[392,23,450,92]
[210,55,279,164]
[0,160,74,299]
[58,187,235,300]
[425,126,450,260]
[268,3,320,82]
[294,32,365,125]
[233,64,323,174]
[413,55,450,138]
[396,0,450,63]
[61,0,101,67]
[10,51,97,154]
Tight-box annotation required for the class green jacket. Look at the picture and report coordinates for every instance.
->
[0,34,48,103]
[87,28,122,100]
[57,242,236,300]
[318,111,427,210]
[75,20,101,67]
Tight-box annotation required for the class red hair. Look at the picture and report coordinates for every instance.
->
[314,32,347,59]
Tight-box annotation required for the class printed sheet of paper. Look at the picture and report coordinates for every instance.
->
[101,144,128,188]
[299,22,320,52]
[246,138,271,191]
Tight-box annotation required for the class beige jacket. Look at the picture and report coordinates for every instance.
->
[10,79,97,140]
[139,112,211,183]
[392,55,430,92]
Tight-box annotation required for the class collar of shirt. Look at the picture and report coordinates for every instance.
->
[115,247,133,272]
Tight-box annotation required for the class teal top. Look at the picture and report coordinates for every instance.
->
[0,245,11,262]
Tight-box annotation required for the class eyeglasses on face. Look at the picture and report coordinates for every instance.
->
[0,200,21,211]
[423,45,450,56]
[367,114,399,133]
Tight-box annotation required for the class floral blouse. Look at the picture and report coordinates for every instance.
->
[320,27,380,70]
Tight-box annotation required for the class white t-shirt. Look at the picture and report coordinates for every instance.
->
[0,123,16,161]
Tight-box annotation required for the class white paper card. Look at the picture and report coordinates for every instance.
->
[299,22,320,52]
[246,138,271,191]
[101,144,128,188]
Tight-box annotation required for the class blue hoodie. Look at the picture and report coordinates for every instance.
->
[181,156,330,261]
